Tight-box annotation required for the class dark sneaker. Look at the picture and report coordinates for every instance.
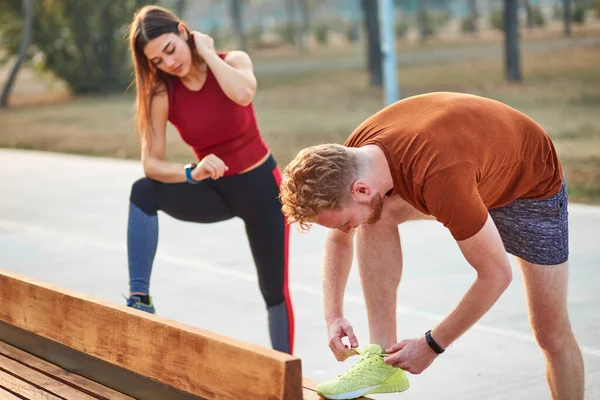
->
[126,295,156,314]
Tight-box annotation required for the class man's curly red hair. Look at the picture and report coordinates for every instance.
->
[279,144,358,231]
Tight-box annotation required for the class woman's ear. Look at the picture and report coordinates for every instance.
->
[177,22,188,40]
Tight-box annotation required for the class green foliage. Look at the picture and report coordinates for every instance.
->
[345,21,359,42]
[573,5,587,23]
[0,0,153,94]
[395,19,409,38]
[429,10,453,30]
[461,14,476,32]
[275,23,295,45]
[490,9,504,31]
[419,11,438,37]
[527,4,546,27]
[314,24,328,45]
[246,24,264,45]
[553,1,592,22]
[0,0,24,63]
[553,4,564,19]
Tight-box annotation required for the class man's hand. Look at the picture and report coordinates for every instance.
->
[191,31,215,57]
[327,316,359,361]
[383,337,438,374]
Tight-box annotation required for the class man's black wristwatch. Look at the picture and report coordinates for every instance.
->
[425,330,445,354]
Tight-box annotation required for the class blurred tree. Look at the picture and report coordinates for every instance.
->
[418,0,429,44]
[505,0,522,82]
[174,0,186,17]
[563,0,572,35]
[361,0,382,87]
[0,0,153,95]
[229,0,247,52]
[524,0,534,28]
[1,0,32,108]
[295,0,312,52]
[284,0,297,45]
[467,0,479,33]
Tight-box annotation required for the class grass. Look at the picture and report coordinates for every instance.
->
[1,40,600,204]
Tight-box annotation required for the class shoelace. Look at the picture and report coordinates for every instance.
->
[339,348,391,378]
[123,294,141,307]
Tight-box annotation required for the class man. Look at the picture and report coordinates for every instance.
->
[280,92,583,400]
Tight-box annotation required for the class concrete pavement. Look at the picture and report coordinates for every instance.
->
[253,36,600,77]
[1,148,599,399]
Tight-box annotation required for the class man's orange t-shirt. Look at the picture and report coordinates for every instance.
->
[344,92,563,241]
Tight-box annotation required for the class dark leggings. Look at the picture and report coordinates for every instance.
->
[127,155,294,354]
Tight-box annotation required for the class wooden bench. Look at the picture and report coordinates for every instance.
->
[0,269,371,399]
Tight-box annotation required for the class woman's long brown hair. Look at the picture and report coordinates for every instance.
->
[127,5,201,147]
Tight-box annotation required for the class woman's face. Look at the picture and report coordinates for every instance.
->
[143,29,192,77]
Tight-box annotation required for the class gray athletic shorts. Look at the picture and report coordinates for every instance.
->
[489,179,569,265]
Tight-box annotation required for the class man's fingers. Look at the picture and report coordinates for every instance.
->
[343,326,359,348]
[385,340,407,354]
[329,342,347,362]
[329,336,348,355]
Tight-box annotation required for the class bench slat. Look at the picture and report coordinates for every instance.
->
[0,341,133,400]
[0,368,62,400]
[0,387,22,399]
[0,353,98,399]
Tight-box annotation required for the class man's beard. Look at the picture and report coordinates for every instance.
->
[365,193,384,224]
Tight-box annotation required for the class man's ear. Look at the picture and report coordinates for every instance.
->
[350,180,372,201]
[177,22,188,40]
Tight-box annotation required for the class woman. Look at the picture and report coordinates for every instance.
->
[125,5,294,354]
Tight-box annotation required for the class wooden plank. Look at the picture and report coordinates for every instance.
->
[0,368,61,400]
[0,387,22,400]
[0,269,302,400]
[0,324,202,400]
[0,353,98,399]
[302,377,321,399]
[0,341,133,400]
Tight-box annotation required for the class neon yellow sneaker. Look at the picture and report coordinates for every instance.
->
[316,344,410,399]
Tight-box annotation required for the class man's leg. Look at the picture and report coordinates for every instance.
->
[517,259,584,400]
[355,223,403,350]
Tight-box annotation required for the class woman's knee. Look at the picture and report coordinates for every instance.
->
[130,177,158,214]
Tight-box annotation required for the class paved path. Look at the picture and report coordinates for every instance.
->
[253,36,600,76]
[1,149,599,399]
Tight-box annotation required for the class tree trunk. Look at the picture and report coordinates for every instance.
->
[524,0,533,29]
[504,0,522,82]
[284,0,297,45]
[229,0,247,52]
[419,0,428,45]
[361,0,382,87]
[468,0,478,33]
[563,0,572,36]
[1,0,33,108]
[296,0,310,52]
[175,0,186,18]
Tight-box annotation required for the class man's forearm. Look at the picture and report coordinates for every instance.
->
[323,231,355,322]
[431,272,511,349]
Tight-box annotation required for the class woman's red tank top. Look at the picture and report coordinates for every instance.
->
[167,52,269,176]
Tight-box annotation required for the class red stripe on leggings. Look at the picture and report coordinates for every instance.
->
[271,165,295,355]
